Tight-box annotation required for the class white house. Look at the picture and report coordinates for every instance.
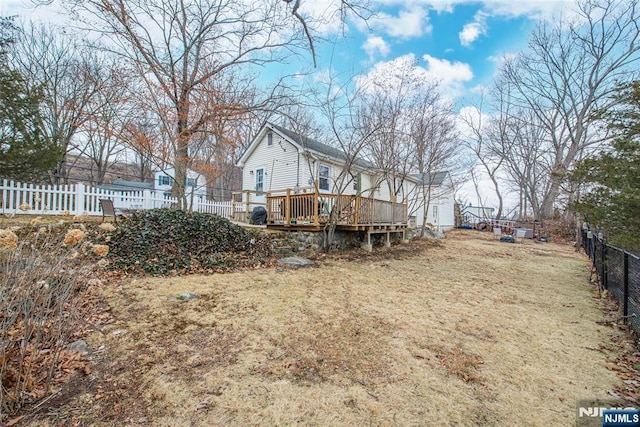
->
[236,122,456,231]
[153,167,207,202]
[237,123,381,201]
[98,167,207,209]
[405,172,456,232]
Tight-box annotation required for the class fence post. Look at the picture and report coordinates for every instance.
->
[1,179,6,214]
[601,240,608,290]
[75,183,85,215]
[623,252,629,321]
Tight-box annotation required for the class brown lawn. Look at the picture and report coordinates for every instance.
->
[27,229,622,426]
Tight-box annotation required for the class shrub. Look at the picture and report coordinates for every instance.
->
[106,209,273,275]
[0,227,95,417]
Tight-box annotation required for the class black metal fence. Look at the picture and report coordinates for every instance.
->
[582,230,640,335]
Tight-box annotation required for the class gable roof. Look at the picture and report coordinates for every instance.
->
[268,123,349,163]
[237,122,376,169]
[237,123,451,188]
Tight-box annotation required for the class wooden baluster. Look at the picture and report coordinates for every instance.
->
[285,188,291,226]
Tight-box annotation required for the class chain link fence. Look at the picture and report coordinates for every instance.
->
[582,230,640,335]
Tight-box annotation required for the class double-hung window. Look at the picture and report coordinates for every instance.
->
[158,175,173,186]
[318,164,330,191]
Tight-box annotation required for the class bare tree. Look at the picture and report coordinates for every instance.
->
[409,95,458,236]
[459,95,506,220]
[62,0,310,207]
[11,22,107,183]
[80,61,130,185]
[500,0,640,219]
[313,75,381,251]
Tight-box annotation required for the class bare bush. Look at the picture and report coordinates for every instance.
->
[0,227,93,418]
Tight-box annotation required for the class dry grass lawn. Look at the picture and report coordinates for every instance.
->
[45,230,623,426]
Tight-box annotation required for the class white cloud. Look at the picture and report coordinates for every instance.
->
[360,6,432,39]
[362,35,390,61]
[355,53,473,101]
[459,22,483,46]
[459,12,488,47]
[422,54,473,95]
[298,0,346,36]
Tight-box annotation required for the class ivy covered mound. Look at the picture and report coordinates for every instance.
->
[107,209,273,275]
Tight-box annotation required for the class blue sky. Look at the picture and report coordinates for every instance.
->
[1,0,577,206]
[2,0,575,106]
[304,0,574,104]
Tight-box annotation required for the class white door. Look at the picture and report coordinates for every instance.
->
[254,167,266,204]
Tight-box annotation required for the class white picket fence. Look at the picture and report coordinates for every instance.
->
[0,179,236,219]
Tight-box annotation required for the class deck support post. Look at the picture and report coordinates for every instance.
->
[361,230,373,252]
[384,231,391,247]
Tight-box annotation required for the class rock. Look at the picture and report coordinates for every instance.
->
[67,340,90,355]
[422,229,445,239]
[177,292,199,301]
[277,257,314,269]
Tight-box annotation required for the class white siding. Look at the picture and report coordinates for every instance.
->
[242,131,300,192]
[406,178,455,232]
[154,167,207,198]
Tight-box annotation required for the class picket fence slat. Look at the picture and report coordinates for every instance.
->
[0,178,234,219]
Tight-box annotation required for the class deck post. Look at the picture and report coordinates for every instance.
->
[354,196,360,225]
[313,189,319,226]
[244,191,250,222]
[361,229,373,252]
[385,231,391,247]
[266,191,271,221]
[285,188,291,226]
[391,195,396,224]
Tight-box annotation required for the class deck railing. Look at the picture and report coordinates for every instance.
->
[264,189,407,227]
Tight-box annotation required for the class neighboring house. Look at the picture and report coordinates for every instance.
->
[236,122,455,231]
[406,172,456,232]
[153,167,207,202]
[98,167,207,209]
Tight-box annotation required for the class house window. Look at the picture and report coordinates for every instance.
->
[267,132,273,146]
[186,177,196,187]
[319,164,330,191]
[433,205,438,218]
[255,168,264,192]
[158,175,173,186]
[351,172,360,191]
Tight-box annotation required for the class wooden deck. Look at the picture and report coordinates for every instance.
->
[264,189,407,231]
[232,189,408,231]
